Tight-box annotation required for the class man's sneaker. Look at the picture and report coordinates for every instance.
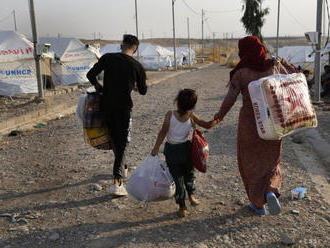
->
[123,165,128,178]
[188,194,200,206]
[266,192,281,215]
[110,183,128,196]
[177,207,188,218]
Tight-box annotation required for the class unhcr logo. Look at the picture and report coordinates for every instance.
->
[0,69,32,76]
[66,66,90,71]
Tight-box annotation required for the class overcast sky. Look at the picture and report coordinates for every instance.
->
[0,0,320,40]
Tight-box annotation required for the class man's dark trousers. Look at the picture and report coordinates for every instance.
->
[104,109,131,179]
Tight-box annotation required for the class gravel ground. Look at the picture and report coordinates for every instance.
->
[0,64,329,248]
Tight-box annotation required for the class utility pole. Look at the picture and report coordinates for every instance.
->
[314,0,323,102]
[201,9,204,56]
[172,0,177,70]
[187,17,191,66]
[276,0,280,56]
[213,32,215,63]
[28,0,44,99]
[12,10,17,32]
[135,0,139,56]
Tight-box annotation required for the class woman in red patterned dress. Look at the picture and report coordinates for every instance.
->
[214,36,297,215]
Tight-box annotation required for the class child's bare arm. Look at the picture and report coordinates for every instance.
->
[151,111,171,156]
[191,113,220,129]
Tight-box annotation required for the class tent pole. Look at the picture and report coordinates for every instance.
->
[172,0,177,70]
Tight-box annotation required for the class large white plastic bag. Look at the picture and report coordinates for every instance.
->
[126,155,175,202]
[248,72,317,140]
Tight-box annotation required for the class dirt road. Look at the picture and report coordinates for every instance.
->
[0,64,329,247]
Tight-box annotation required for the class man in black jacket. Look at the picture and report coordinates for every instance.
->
[87,34,147,196]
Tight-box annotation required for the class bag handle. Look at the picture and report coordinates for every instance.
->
[274,57,289,75]
[190,113,197,130]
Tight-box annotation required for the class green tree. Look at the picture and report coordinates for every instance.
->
[241,0,269,42]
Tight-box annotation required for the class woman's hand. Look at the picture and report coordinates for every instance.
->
[214,112,221,122]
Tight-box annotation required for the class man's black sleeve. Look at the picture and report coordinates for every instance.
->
[136,65,147,95]
[86,55,106,85]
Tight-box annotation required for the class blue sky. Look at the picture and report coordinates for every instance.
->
[0,0,319,40]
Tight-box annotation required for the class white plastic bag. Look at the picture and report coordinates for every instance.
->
[126,155,175,202]
[76,94,86,125]
[248,73,317,140]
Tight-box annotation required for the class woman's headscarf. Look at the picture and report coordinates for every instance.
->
[229,36,274,81]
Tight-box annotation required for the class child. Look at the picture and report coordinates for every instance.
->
[151,89,219,217]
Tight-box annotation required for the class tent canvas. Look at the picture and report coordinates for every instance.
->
[138,44,173,70]
[0,31,38,96]
[278,45,330,71]
[100,43,121,55]
[40,37,100,85]
[165,46,196,65]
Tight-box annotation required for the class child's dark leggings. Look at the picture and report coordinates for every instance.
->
[164,141,196,208]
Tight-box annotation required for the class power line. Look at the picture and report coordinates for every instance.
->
[205,8,241,14]
[0,12,12,24]
[205,18,213,34]
[281,1,308,31]
[181,0,201,16]
[181,0,240,15]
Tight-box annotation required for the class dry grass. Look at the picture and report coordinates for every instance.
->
[195,46,238,67]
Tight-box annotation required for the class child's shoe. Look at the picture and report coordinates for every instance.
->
[266,192,281,215]
[248,203,266,215]
[188,194,200,206]
[177,207,188,218]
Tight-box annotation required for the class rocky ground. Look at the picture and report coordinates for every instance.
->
[0,64,329,248]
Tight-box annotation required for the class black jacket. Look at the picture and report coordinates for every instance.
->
[87,52,147,111]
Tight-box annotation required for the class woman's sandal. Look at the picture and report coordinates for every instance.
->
[248,203,266,215]
[266,192,281,215]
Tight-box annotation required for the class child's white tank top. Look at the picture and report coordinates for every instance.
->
[167,111,192,143]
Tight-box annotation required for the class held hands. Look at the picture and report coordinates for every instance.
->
[209,118,220,128]
[213,112,221,123]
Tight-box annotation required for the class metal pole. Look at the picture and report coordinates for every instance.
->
[314,0,323,102]
[202,9,204,56]
[13,10,17,32]
[135,0,139,56]
[276,0,280,56]
[28,0,44,99]
[187,17,191,66]
[172,0,177,70]
[213,32,215,63]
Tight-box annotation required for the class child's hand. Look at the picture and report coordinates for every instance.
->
[209,119,220,128]
[151,148,158,157]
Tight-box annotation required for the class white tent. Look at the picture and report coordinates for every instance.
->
[278,46,314,66]
[40,37,100,85]
[166,46,196,65]
[138,44,173,70]
[100,43,121,55]
[0,31,53,96]
[278,45,330,71]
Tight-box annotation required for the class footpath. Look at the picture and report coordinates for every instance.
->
[0,65,208,137]
[1,63,329,172]
[0,64,329,247]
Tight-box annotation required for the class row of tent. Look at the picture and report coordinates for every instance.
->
[0,30,196,96]
[278,45,330,70]
[100,43,196,70]
[0,31,101,96]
